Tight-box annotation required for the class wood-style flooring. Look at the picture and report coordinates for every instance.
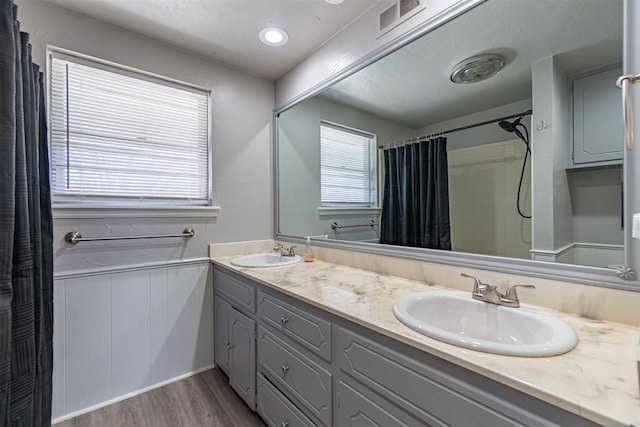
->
[55,368,265,427]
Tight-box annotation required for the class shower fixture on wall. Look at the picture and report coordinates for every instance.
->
[499,115,531,219]
[499,116,531,154]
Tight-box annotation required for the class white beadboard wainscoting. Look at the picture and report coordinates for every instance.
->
[52,259,213,422]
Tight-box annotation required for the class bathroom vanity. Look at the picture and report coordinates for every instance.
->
[211,257,640,427]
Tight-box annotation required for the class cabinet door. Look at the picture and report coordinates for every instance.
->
[573,67,623,165]
[229,307,256,410]
[214,295,231,375]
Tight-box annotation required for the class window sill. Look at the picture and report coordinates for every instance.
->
[317,206,380,217]
[52,204,221,219]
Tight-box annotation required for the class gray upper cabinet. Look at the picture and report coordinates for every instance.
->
[571,67,623,167]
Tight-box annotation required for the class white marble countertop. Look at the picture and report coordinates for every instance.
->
[211,257,640,427]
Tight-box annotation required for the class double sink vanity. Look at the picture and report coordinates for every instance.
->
[212,243,640,426]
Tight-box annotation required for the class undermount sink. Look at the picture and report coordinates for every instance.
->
[393,292,577,357]
[230,253,301,268]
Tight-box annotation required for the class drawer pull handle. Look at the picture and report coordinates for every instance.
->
[281,422,289,427]
[281,365,289,374]
[280,317,289,325]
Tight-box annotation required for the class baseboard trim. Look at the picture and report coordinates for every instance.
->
[52,364,216,424]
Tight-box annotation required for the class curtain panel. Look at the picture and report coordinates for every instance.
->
[380,137,451,250]
[0,1,54,425]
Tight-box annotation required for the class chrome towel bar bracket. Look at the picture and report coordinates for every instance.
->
[65,227,195,244]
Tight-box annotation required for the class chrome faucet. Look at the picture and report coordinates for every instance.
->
[501,284,536,308]
[274,243,296,257]
[460,273,535,308]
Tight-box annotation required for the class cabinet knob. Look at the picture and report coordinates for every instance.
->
[280,317,289,326]
[281,422,289,427]
[281,365,289,374]
[225,341,232,350]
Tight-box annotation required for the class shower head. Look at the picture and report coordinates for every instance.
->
[498,116,526,143]
[498,117,521,133]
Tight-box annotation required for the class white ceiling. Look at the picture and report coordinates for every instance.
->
[41,0,379,80]
[320,0,623,128]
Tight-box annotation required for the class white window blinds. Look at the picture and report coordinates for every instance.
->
[49,51,210,206]
[320,122,377,206]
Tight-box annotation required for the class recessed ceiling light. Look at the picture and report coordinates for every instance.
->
[259,27,289,46]
[325,0,344,4]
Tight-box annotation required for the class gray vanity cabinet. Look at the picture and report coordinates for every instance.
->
[214,293,256,409]
[213,268,257,410]
[335,327,601,427]
[257,288,333,426]
[213,265,600,427]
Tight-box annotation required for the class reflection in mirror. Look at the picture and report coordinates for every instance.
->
[277,0,624,270]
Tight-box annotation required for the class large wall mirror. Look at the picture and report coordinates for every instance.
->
[276,0,639,290]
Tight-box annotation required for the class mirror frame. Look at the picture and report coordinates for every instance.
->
[273,0,640,292]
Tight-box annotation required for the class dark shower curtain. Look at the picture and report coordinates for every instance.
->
[380,137,451,250]
[0,1,54,426]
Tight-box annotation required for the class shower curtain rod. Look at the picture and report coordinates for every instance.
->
[379,109,533,150]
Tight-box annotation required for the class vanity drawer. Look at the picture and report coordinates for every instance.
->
[258,291,331,361]
[214,267,256,313]
[336,377,444,427]
[336,327,523,426]
[257,374,316,427]
[258,326,332,425]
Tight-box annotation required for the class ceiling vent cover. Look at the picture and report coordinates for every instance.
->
[377,0,425,37]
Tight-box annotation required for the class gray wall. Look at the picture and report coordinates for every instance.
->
[278,95,414,240]
[15,0,274,419]
[531,56,573,253]
[16,0,275,273]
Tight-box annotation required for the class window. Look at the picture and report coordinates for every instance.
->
[49,49,210,207]
[320,122,377,207]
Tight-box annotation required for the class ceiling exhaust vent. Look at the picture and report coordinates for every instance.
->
[377,0,425,37]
